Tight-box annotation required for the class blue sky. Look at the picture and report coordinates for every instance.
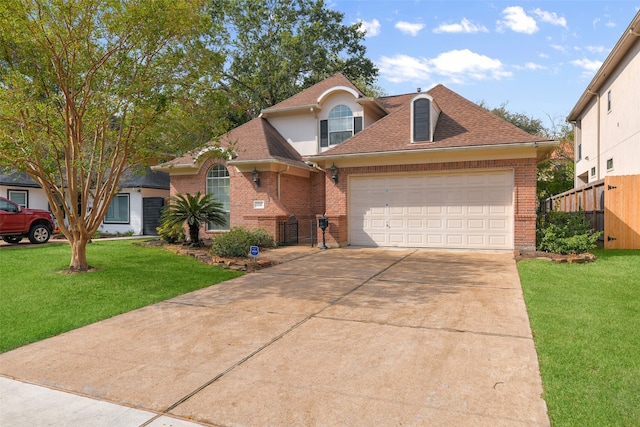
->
[330,0,639,130]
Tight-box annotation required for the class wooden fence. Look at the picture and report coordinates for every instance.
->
[542,174,640,249]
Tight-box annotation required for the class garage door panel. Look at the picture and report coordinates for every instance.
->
[349,171,513,249]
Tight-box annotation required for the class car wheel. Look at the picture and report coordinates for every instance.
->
[2,236,23,244]
[28,224,51,244]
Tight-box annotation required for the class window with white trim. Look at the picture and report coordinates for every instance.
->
[104,193,130,223]
[206,164,230,231]
[606,158,613,171]
[328,105,353,145]
[8,190,27,208]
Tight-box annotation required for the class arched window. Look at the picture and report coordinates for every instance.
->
[206,164,230,231]
[328,105,353,145]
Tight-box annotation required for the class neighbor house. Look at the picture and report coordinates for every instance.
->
[568,10,640,187]
[0,167,169,236]
[549,10,639,249]
[156,73,556,251]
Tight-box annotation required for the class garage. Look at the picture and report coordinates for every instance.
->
[348,170,514,249]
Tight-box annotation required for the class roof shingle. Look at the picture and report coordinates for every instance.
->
[316,84,549,157]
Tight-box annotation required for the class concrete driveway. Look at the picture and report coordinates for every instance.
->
[0,248,549,426]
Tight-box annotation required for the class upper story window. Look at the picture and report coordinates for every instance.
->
[329,105,353,145]
[607,90,612,112]
[320,105,362,148]
[206,164,230,231]
[411,94,440,143]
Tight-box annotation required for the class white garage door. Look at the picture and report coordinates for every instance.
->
[349,170,513,249]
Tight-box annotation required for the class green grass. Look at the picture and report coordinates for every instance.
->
[0,240,242,353]
[518,249,640,427]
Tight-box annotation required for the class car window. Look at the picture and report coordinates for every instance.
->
[0,199,19,213]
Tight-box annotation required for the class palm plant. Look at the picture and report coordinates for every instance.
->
[159,192,226,245]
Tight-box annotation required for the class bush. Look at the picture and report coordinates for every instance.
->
[537,211,601,254]
[210,227,276,258]
[157,222,185,243]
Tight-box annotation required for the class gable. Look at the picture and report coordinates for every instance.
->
[311,84,551,158]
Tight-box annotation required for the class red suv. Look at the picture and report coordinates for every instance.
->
[0,197,56,244]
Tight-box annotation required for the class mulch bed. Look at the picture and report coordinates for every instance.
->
[139,239,277,272]
[514,250,596,264]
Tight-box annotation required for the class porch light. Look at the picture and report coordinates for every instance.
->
[330,164,338,184]
[252,168,260,187]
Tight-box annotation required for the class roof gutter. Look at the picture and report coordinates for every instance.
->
[227,158,315,171]
[308,140,558,162]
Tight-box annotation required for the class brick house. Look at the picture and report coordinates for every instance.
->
[155,73,556,250]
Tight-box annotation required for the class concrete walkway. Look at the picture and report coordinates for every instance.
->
[0,248,549,426]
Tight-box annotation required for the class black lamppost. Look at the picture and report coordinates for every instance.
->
[318,213,329,250]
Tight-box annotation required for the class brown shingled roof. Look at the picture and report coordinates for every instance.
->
[161,118,307,168]
[314,84,550,157]
[264,73,365,111]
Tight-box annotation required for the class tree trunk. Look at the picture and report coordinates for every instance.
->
[69,236,90,271]
[189,224,200,244]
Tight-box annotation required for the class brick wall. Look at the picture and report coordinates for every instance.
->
[171,159,326,242]
[321,158,538,250]
[170,157,538,250]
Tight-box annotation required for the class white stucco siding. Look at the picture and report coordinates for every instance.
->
[599,40,640,177]
[0,186,49,210]
[318,92,363,121]
[268,114,318,156]
[574,38,640,187]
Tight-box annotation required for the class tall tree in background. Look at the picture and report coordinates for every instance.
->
[536,119,574,202]
[213,0,379,124]
[482,101,575,203]
[0,0,227,271]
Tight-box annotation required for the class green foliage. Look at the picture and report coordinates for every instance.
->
[213,0,379,124]
[156,222,186,244]
[210,226,276,258]
[480,101,546,137]
[160,192,226,244]
[537,211,601,254]
[0,0,229,270]
[537,124,575,202]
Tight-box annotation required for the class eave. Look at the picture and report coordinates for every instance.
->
[567,11,640,121]
[308,140,558,164]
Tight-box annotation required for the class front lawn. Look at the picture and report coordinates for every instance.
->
[0,240,242,353]
[518,249,640,427]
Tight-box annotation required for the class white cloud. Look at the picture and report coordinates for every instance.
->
[357,19,381,37]
[550,44,567,53]
[432,49,512,82]
[515,62,547,70]
[533,8,568,28]
[571,58,603,77]
[497,6,538,34]
[586,45,607,54]
[395,21,425,36]
[433,18,489,34]
[605,21,616,28]
[378,49,511,85]
[378,54,431,83]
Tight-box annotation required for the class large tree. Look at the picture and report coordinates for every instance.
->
[213,0,379,124]
[0,0,226,271]
[481,102,574,203]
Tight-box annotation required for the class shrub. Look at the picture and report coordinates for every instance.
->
[210,227,276,258]
[157,222,185,243]
[537,211,601,254]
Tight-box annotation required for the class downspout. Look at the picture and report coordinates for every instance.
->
[588,90,601,181]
